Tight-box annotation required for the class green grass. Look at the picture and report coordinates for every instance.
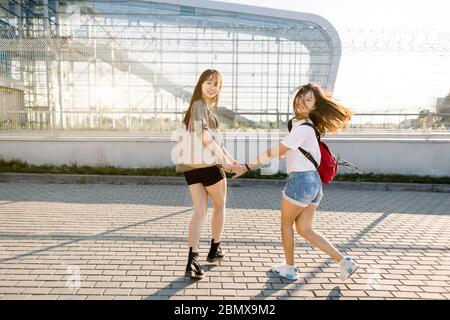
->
[0,159,184,177]
[1,159,449,184]
[334,173,450,184]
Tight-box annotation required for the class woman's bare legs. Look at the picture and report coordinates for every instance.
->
[280,196,306,265]
[295,204,344,263]
[187,183,208,252]
[205,178,227,243]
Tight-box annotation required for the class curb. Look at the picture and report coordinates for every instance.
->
[1,172,449,193]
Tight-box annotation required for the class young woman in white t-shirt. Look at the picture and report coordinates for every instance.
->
[233,83,359,281]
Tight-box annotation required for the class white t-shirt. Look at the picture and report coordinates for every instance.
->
[281,118,321,174]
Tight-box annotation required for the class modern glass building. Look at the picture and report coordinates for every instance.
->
[0,0,341,131]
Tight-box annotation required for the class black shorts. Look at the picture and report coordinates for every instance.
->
[183,165,226,186]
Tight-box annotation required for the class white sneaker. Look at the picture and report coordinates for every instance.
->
[339,257,359,281]
[271,263,299,281]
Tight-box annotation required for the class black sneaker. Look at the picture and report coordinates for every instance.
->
[185,249,204,279]
[207,239,225,263]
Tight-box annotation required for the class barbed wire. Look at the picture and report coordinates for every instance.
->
[337,27,450,52]
[2,12,450,53]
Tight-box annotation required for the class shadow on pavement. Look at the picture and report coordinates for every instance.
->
[144,264,219,300]
[326,286,342,300]
[1,182,449,215]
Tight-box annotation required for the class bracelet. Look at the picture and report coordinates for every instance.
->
[245,163,251,172]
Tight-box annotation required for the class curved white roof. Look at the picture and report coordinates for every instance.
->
[143,0,341,89]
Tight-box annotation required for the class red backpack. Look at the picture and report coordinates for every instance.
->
[287,119,338,184]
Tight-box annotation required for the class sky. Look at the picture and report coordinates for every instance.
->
[212,0,450,112]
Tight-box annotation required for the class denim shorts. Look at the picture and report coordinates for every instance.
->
[282,171,323,207]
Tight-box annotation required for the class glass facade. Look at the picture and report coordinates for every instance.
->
[0,0,341,131]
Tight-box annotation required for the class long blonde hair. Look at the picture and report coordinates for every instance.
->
[293,83,352,135]
[183,69,222,130]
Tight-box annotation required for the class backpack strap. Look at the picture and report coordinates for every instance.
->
[287,118,319,169]
[299,122,321,141]
[288,118,320,139]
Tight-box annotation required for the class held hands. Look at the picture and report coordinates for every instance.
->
[223,160,250,179]
[222,161,240,174]
[232,164,252,179]
[222,158,239,173]
[231,164,249,179]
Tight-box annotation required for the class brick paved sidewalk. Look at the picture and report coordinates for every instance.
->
[0,182,449,300]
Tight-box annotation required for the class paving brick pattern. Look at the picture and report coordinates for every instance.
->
[0,182,449,300]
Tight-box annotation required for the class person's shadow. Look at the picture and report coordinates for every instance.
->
[254,276,342,300]
[252,269,293,300]
[144,264,219,300]
[144,263,343,300]
[326,286,342,300]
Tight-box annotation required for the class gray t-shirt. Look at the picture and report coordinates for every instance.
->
[176,100,223,172]
[190,99,219,134]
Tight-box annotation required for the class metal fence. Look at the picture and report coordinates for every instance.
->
[1,1,449,136]
[1,109,449,134]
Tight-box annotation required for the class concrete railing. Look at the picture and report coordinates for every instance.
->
[0,133,449,177]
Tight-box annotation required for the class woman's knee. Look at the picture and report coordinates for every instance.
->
[296,225,313,238]
[280,222,293,233]
[192,207,208,220]
[212,197,226,211]
[212,203,225,212]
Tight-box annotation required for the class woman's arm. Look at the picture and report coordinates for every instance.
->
[200,129,232,166]
[232,143,290,178]
[190,101,233,168]
[222,145,237,165]
[246,143,290,170]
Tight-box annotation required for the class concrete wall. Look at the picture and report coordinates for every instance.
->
[0,134,449,176]
[325,137,450,176]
